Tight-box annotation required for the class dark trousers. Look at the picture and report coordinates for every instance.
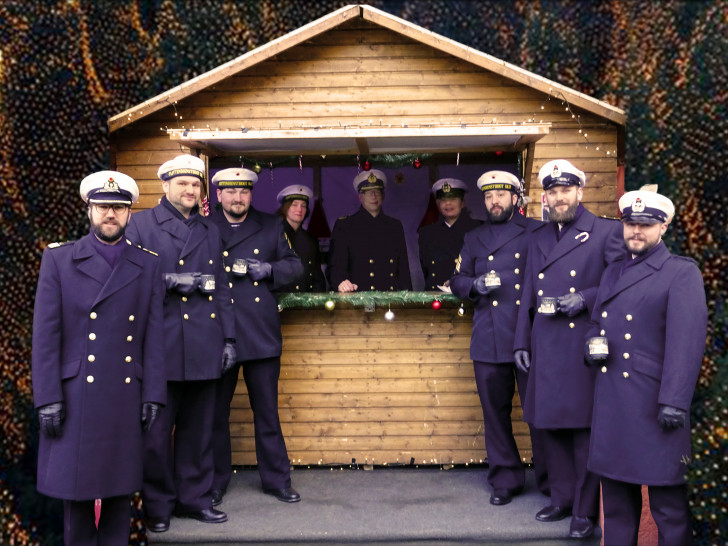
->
[541,427,600,517]
[601,476,692,546]
[142,380,216,518]
[63,495,130,546]
[473,361,548,494]
[213,357,291,492]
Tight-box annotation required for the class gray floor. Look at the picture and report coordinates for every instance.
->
[148,466,601,545]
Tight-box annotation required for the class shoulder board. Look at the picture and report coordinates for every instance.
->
[135,243,158,256]
[672,255,699,267]
[338,216,348,220]
[599,215,621,221]
[47,241,73,249]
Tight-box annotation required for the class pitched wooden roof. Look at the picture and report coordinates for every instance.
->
[108,4,625,133]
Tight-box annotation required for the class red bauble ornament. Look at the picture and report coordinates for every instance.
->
[431,300,441,310]
[413,158,422,169]
[363,160,371,171]
[495,151,503,156]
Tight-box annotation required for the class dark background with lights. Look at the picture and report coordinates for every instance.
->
[1,1,726,544]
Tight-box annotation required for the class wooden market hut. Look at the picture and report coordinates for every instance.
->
[108,4,626,467]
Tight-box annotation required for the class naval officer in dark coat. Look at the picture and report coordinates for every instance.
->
[275,184,326,292]
[125,154,237,532]
[32,171,166,545]
[328,169,412,292]
[418,178,481,291]
[586,190,707,546]
[513,159,623,539]
[209,168,304,505]
[450,171,545,506]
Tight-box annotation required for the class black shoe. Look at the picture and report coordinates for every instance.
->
[264,487,301,503]
[146,517,170,533]
[489,488,513,506]
[569,516,595,538]
[535,504,572,522]
[176,507,228,524]
[211,489,224,506]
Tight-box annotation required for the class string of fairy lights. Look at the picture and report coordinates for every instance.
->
[1,1,726,545]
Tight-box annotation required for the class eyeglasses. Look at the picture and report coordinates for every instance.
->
[92,203,129,214]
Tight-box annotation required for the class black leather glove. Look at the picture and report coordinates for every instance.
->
[557,292,586,317]
[472,275,496,296]
[514,350,531,373]
[165,272,201,296]
[247,259,272,281]
[221,341,237,374]
[38,402,65,439]
[141,402,161,432]
[657,405,687,430]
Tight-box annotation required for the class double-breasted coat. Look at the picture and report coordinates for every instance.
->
[328,207,412,291]
[514,206,623,428]
[278,220,326,293]
[419,212,481,290]
[451,212,540,363]
[209,207,302,359]
[587,243,707,485]
[126,201,235,380]
[32,234,166,500]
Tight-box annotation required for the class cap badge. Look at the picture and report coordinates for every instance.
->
[104,178,120,193]
[632,197,645,212]
[368,173,377,184]
[443,183,451,193]
[552,165,561,178]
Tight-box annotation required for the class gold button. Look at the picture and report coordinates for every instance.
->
[600,329,605,336]
[231,299,234,303]
[538,273,545,279]
[295,285,300,290]
[626,314,633,321]
[514,268,519,274]
[225,266,231,272]
[223,251,229,257]
[390,286,394,290]
[369,259,374,264]
[492,301,498,306]
[570,270,576,277]
[625,333,631,340]
[90,312,97,319]
[602,311,608,318]
[253,281,258,286]
[515,284,520,290]
[183,314,189,320]
[601,366,607,373]
[129,315,135,322]
[389,259,394,264]
[125,377,131,384]
[254,249,260,254]
[255,297,260,302]
[537,290,543,296]
[431,273,435,277]
[182,296,187,302]
[515,253,520,259]
[209,260,213,265]
[623,353,630,359]
[516,300,520,305]
[229,283,233,288]
[127,335,133,342]
[569,322,575,328]
[209,296,213,301]
[370,272,374,277]
[89,333,96,340]
[88,355,95,362]
[179,259,184,266]
[488,255,494,261]
[370,286,375,290]
[569,287,576,293]
[211,313,216,319]
[623,372,630,378]
[87,376,94,383]
[431,260,435,264]
[308,260,312,265]
[125,356,132,363]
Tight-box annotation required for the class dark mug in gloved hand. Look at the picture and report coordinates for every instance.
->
[246,259,272,281]
[165,272,201,296]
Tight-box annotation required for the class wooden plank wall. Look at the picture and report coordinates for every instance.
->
[230,306,532,466]
[111,18,620,216]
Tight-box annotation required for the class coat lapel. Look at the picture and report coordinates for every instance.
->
[225,208,264,249]
[601,243,671,305]
[476,213,528,254]
[73,235,111,286]
[541,208,596,270]
[93,241,144,306]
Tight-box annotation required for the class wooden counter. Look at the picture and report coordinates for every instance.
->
[230,300,532,466]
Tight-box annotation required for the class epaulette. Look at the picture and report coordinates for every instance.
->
[338,216,348,220]
[600,215,620,221]
[47,241,73,249]
[126,239,158,256]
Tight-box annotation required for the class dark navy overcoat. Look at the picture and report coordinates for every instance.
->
[126,203,235,380]
[278,220,326,292]
[514,207,623,428]
[328,207,412,291]
[587,243,707,485]
[451,212,541,363]
[209,207,303,360]
[32,234,166,500]
[419,212,481,290]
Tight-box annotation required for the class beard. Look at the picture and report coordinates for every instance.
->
[624,236,660,257]
[223,204,248,220]
[549,200,579,223]
[92,222,125,243]
[485,201,514,224]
